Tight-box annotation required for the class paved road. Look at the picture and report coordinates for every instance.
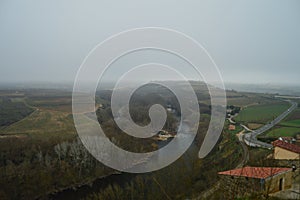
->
[243,100,298,148]
[194,100,298,199]
[236,131,249,168]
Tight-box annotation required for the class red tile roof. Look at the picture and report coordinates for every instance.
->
[218,167,291,179]
[272,140,300,154]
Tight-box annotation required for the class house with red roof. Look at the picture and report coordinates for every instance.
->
[272,140,300,160]
[218,167,292,196]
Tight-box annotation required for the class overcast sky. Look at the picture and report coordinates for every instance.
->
[0,0,299,85]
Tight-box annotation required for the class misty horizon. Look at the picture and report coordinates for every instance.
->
[1,0,300,85]
[0,80,300,97]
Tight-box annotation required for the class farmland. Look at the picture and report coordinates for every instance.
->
[234,102,290,124]
[262,127,300,138]
[280,108,300,128]
[229,96,300,143]
[250,104,300,142]
[280,119,300,128]
[0,109,76,140]
[0,89,76,141]
[247,123,264,130]
[226,92,281,107]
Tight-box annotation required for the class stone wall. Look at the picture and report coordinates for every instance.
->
[218,170,293,198]
[274,147,300,160]
[265,170,292,193]
[218,175,263,198]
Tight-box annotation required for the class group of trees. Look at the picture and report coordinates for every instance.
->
[96,89,180,153]
[227,105,241,116]
[83,127,244,200]
[0,97,33,126]
[82,86,246,199]
[0,137,115,200]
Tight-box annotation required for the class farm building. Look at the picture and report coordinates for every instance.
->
[272,140,300,160]
[278,137,296,144]
[218,167,292,196]
[228,124,236,131]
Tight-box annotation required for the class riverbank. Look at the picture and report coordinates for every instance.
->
[46,172,135,200]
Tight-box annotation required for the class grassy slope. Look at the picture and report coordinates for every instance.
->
[0,109,76,139]
[0,90,76,140]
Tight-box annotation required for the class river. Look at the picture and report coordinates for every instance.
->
[47,121,195,199]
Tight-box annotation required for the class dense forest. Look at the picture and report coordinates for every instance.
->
[0,97,33,126]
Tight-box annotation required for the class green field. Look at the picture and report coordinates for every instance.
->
[0,91,74,137]
[234,103,290,124]
[283,107,300,120]
[26,96,72,113]
[280,119,300,127]
[0,109,76,139]
[263,127,300,138]
[257,107,300,140]
[278,108,300,128]
[226,92,282,107]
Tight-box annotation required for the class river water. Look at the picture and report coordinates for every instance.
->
[47,122,196,199]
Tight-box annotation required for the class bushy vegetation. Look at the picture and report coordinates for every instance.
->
[0,136,116,200]
[84,131,243,200]
[227,105,241,116]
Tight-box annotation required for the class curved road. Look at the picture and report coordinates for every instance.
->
[195,100,297,199]
[236,131,249,168]
[243,100,298,148]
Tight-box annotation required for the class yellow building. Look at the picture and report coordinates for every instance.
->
[272,140,300,160]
